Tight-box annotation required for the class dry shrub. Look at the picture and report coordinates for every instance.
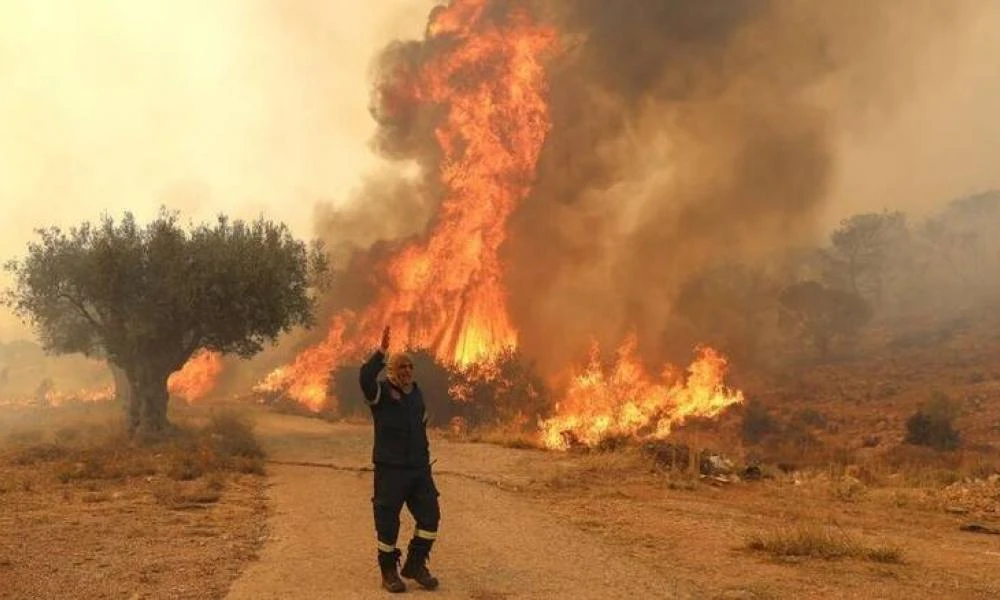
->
[6,429,44,446]
[152,480,222,510]
[542,447,651,490]
[10,443,71,466]
[53,426,82,445]
[465,426,541,450]
[1,408,267,491]
[160,412,266,479]
[905,391,961,450]
[745,523,903,563]
[875,444,1000,486]
[642,441,693,471]
[204,410,264,460]
[829,476,867,503]
[81,491,112,503]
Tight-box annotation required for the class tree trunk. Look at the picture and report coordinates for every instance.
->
[110,363,140,433]
[129,364,172,436]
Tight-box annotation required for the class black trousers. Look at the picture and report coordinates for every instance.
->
[373,465,440,550]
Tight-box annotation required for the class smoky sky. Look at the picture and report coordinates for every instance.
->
[314,0,989,373]
[502,0,975,371]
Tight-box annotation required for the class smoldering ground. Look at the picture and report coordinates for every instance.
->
[306,0,992,375]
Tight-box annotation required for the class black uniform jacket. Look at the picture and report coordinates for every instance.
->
[359,350,431,468]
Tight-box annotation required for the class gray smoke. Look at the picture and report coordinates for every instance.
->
[502,0,971,370]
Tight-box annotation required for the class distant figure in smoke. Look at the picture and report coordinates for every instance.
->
[359,326,441,593]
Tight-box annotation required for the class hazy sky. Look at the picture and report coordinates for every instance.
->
[1,0,997,342]
[828,5,1000,221]
[0,0,430,339]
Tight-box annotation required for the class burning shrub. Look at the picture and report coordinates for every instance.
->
[905,391,961,451]
[448,348,551,432]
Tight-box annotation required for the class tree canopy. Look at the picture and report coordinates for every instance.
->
[778,280,871,358]
[3,209,328,433]
[822,210,908,303]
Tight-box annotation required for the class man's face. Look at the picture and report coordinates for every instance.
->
[394,360,414,387]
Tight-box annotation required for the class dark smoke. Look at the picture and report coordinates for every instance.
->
[503,0,964,371]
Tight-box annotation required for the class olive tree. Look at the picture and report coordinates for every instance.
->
[3,209,328,434]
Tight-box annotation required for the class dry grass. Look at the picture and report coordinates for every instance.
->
[0,402,269,599]
[152,479,223,509]
[744,522,904,564]
[1,404,267,485]
[450,424,543,450]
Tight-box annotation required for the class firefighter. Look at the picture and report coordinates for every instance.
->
[359,325,441,593]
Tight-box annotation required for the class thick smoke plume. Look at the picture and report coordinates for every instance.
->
[505,0,974,370]
[312,0,981,373]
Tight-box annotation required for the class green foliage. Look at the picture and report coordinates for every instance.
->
[778,280,871,357]
[905,391,961,451]
[4,209,328,369]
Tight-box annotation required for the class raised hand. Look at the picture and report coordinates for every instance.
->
[379,326,391,353]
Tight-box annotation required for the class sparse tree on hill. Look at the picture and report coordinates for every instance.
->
[3,209,328,435]
[922,191,1000,291]
[821,210,908,306]
[778,280,871,358]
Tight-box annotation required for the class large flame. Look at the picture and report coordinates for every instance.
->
[255,0,557,411]
[168,350,223,403]
[207,0,745,446]
[540,338,745,450]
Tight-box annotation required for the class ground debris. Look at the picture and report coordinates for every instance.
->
[959,522,1000,535]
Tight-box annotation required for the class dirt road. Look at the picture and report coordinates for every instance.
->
[226,413,686,600]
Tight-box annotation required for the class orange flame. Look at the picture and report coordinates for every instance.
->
[540,338,745,450]
[0,385,114,409]
[168,350,223,402]
[257,0,557,410]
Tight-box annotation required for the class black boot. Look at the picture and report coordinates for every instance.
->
[401,539,439,590]
[378,549,406,593]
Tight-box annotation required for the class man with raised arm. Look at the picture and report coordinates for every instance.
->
[359,326,441,593]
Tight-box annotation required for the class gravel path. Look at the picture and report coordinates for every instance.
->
[225,414,685,599]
